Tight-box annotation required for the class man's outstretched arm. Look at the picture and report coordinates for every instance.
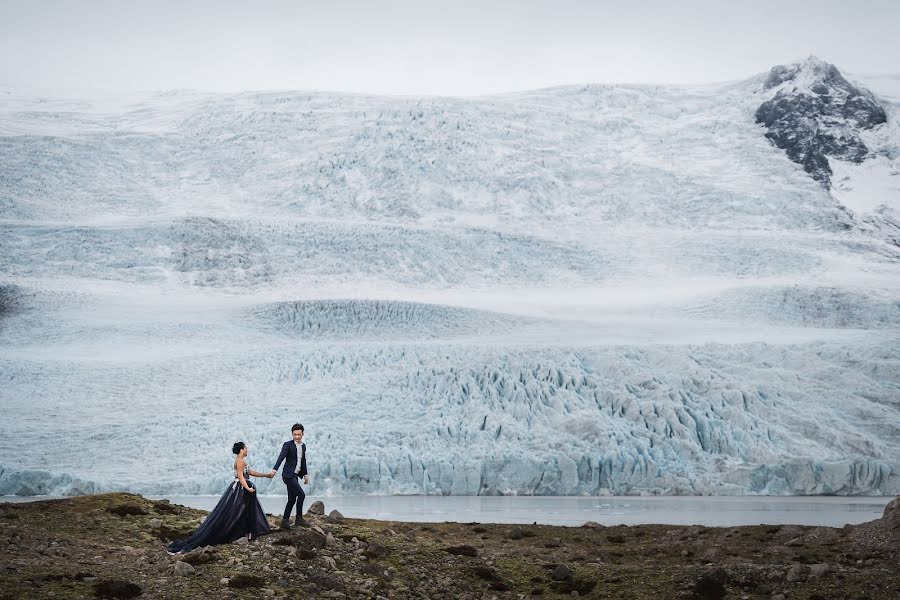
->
[271,442,288,475]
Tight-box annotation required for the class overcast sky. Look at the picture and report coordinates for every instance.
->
[1,0,898,96]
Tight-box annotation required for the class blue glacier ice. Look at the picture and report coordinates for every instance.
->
[1,59,899,497]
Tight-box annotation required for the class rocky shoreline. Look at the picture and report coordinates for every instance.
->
[1,493,898,599]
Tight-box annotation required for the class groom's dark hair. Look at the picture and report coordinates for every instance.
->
[291,423,304,432]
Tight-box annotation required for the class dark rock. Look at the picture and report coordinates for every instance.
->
[360,563,384,577]
[755,57,887,188]
[93,579,143,599]
[275,528,326,550]
[363,542,390,560]
[179,550,203,565]
[307,571,343,591]
[508,527,525,540]
[473,565,498,580]
[551,564,571,581]
[172,561,194,577]
[152,524,193,542]
[152,501,179,515]
[445,545,478,557]
[307,500,325,515]
[228,574,264,589]
[692,567,727,600]
[106,504,148,517]
[325,509,344,523]
[753,583,773,594]
[179,547,217,565]
[809,563,830,578]
[296,549,317,559]
[606,534,626,544]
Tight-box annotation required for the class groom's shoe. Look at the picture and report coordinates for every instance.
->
[296,517,310,528]
[279,518,292,530]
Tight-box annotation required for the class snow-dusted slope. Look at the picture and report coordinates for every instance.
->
[831,81,900,246]
[1,59,899,497]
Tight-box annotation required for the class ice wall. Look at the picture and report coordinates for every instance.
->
[1,71,899,497]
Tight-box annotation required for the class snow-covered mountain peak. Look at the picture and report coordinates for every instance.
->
[763,55,847,95]
[755,58,888,189]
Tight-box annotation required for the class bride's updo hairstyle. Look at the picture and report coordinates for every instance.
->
[232,441,246,455]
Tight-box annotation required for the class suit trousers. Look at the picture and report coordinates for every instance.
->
[282,474,305,520]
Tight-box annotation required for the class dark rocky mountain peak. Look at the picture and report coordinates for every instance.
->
[755,56,887,187]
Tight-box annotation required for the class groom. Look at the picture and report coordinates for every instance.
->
[270,423,309,529]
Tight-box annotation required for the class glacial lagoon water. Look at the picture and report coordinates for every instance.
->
[145,495,891,527]
[2,494,890,526]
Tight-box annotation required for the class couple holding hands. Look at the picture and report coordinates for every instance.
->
[168,423,310,554]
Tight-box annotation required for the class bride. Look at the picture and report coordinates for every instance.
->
[167,441,273,554]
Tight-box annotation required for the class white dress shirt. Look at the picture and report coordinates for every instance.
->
[294,441,304,475]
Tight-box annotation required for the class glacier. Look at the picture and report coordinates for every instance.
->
[1,58,899,497]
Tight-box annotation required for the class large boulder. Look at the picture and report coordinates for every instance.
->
[692,567,727,600]
[551,564,572,582]
[279,527,327,551]
[306,500,325,516]
[325,509,344,524]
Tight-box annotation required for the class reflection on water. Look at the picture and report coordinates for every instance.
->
[148,495,891,527]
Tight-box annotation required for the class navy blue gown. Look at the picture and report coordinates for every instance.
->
[167,463,271,553]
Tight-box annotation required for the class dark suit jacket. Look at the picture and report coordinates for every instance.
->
[273,441,307,480]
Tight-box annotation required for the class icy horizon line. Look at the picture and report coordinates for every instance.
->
[3,54,878,102]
